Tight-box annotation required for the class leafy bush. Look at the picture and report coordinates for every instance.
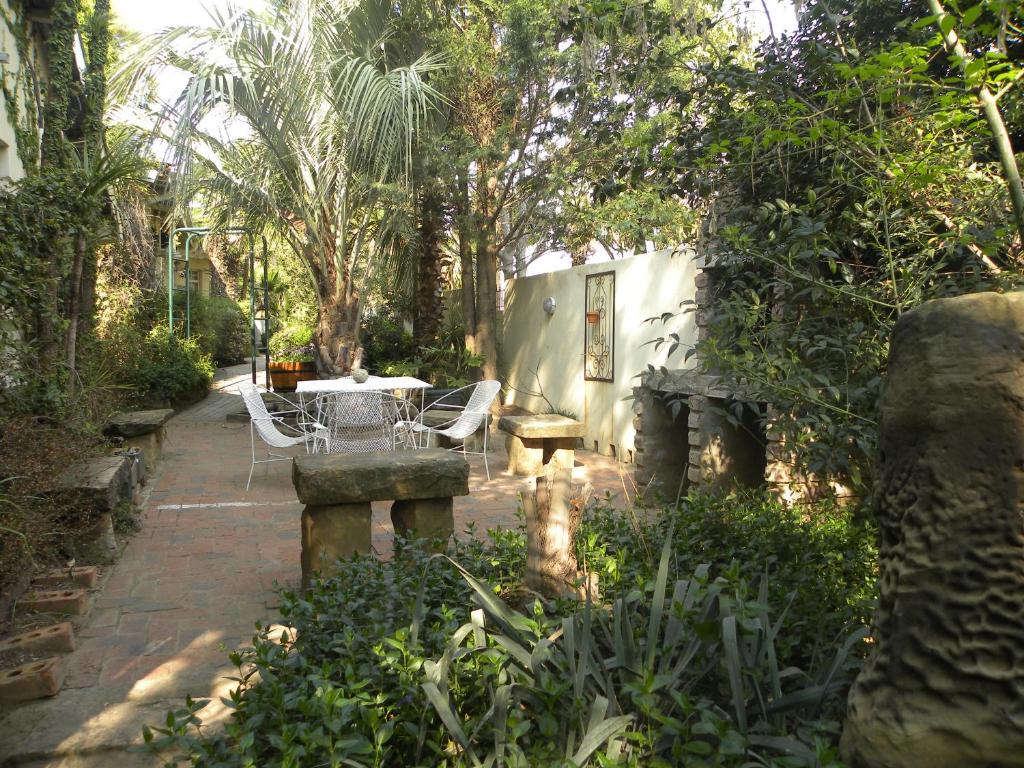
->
[145,493,876,766]
[193,296,250,367]
[580,492,877,670]
[362,309,416,369]
[268,323,315,363]
[118,327,214,407]
[382,346,485,388]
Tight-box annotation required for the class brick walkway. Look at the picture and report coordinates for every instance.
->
[0,363,633,767]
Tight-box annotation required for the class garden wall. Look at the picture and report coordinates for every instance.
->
[500,247,698,460]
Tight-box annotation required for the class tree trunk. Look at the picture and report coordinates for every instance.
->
[457,168,477,352]
[523,466,596,600]
[475,212,499,382]
[414,184,444,345]
[316,281,363,375]
[64,234,87,391]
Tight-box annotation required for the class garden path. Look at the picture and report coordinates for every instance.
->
[0,362,634,767]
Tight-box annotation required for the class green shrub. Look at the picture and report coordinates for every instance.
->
[198,296,250,366]
[268,323,315,362]
[120,327,214,407]
[144,494,876,766]
[580,492,878,669]
[169,294,251,367]
[362,310,416,369]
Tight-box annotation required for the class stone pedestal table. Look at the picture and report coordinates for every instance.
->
[499,414,585,477]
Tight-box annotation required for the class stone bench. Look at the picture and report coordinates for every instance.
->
[292,449,470,588]
[103,409,174,469]
[499,414,585,476]
[51,455,136,560]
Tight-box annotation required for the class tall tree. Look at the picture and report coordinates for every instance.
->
[120,0,443,374]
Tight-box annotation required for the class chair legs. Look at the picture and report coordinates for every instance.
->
[482,424,490,481]
[247,422,257,491]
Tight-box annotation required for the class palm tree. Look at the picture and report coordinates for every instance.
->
[118,0,444,373]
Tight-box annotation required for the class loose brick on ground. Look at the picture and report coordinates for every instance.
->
[33,566,100,589]
[19,589,90,616]
[0,622,75,655]
[0,656,66,704]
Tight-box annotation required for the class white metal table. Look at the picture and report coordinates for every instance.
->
[296,376,432,453]
[296,375,431,396]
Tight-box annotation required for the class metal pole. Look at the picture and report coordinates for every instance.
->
[184,233,194,339]
[262,236,270,390]
[167,230,175,334]
[249,242,257,385]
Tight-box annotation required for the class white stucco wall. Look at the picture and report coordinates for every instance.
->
[500,247,698,461]
[0,0,44,182]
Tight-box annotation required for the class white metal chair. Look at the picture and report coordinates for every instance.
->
[400,380,502,480]
[314,390,419,454]
[238,382,325,490]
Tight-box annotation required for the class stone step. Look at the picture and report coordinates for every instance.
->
[0,656,65,705]
[19,589,90,616]
[33,565,99,590]
[0,622,75,655]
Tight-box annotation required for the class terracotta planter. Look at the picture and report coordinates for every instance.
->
[269,360,317,392]
[585,311,601,324]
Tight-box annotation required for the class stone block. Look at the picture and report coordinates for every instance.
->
[103,409,174,439]
[300,503,372,589]
[293,449,469,505]
[124,432,161,469]
[841,290,1024,768]
[498,414,585,440]
[391,497,454,547]
[104,409,172,468]
[0,622,75,655]
[0,657,65,705]
[19,589,90,616]
[505,434,576,477]
[53,456,130,513]
[71,513,119,562]
[694,271,710,288]
[34,566,99,589]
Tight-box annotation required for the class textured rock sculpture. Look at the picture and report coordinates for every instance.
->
[841,291,1024,767]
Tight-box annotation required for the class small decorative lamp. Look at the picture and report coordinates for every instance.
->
[543,296,557,315]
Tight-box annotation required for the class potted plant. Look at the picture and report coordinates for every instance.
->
[268,324,318,391]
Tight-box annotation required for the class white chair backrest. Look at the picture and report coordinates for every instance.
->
[443,380,501,440]
[316,391,415,453]
[319,390,384,427]
[239,382,298,449]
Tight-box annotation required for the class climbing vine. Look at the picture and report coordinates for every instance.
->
[41,0,79,167]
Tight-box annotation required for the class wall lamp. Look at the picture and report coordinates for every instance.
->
[543,296,557,315]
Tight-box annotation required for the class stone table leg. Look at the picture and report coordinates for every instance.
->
[506,434,544,476]
[300,502,371,590]
[542,438,575,471]
[506,435,577,476]
[391,497,454,550]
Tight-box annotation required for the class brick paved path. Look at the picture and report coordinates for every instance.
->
[0,363,632,767]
